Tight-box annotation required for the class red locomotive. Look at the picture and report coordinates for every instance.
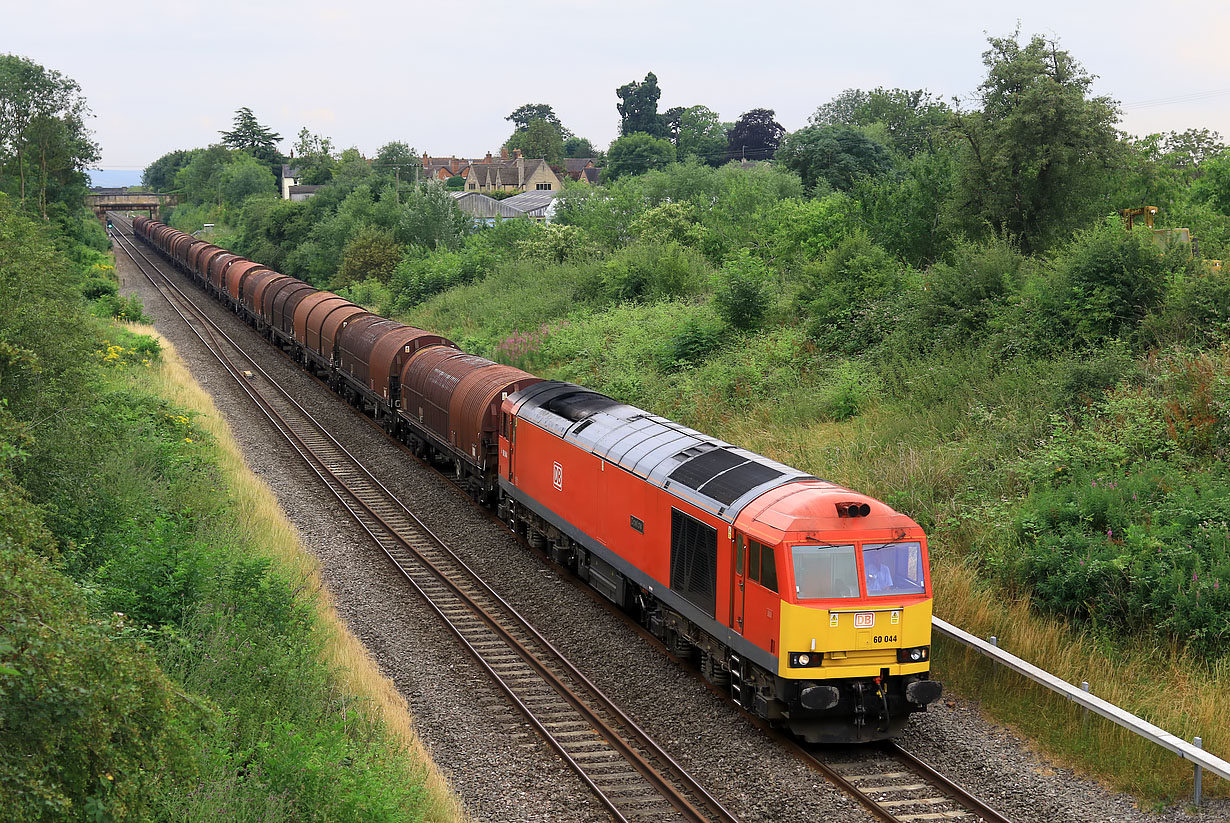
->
[132,216,941,742]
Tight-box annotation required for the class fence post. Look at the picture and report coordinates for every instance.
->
[1080,682,1090,725]
[989,636,998,647]
[1193,737,1203,806]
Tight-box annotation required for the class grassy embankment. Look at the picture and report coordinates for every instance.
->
[140,323,465,822]
[396,248,1227,803]
[0,199,465,822]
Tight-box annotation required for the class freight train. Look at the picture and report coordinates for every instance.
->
[130,216,942,743]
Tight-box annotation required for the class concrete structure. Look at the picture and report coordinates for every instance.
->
[85,189,177,221]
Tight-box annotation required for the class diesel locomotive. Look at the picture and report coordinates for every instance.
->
[131,215,941,742]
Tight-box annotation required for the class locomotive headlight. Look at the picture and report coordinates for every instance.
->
[797,653,810,666]
[897,646,930,663]
[790,652,822,667]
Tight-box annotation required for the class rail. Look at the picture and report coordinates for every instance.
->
[933,616,1228,803]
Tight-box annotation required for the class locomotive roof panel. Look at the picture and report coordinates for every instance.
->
[512,380,810,521]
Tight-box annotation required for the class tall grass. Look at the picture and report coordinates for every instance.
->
[135,324,467,823]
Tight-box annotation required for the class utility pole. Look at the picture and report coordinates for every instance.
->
[394,165,400,204]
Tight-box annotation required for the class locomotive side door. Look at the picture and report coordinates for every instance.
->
[507,414,518,482]
[731,532,747,634]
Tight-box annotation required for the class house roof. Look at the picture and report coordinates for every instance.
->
[282,165,301,179]
[564,157,595,172]
[582,167,601,184]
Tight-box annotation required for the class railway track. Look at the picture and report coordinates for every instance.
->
[110,212,1013,823]
[801,742,1011,823]
[108,213,738,823]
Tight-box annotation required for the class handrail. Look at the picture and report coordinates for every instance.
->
[932,616,1229,797]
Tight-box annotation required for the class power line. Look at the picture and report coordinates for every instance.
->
[1122,88,1230,110]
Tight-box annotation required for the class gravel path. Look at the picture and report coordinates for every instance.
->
[115,234,1224,823]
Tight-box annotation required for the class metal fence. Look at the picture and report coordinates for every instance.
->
[932,617,1228,805]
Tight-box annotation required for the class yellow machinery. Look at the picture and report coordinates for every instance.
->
[1120,206,1223,270]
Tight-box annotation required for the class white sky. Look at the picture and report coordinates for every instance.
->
[8,0,1230,171]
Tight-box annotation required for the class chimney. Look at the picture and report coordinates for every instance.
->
[500,146,509,160]
[421,151,429,168]
[484,151,493,163]
[513,148,522,160]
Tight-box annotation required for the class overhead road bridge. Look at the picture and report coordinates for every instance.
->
[86,190,177,221]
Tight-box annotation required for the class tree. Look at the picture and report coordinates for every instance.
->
[220,107,281,155]
[175,144,232,205]
[675,106,727,165]
[337,225,402,286]
[605,133,675,179]
[810,87,951,157]
[776,125,894,192]
[373,140,417,191]
[726,108,785,161]
[142,149,195,191]
[220,106,284,178]
[616,72,667,138]
[506,103,571,138]
[221,154,276,207]
[950,32,1124,252]
[0,55,98,218]
[516,119,563,163]
[1159,128,1224,179]
[563,136,595,158]
[1191,150,1230,214]
[293,127,336,185]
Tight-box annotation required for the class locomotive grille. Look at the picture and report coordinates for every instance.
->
[670,509,717,618]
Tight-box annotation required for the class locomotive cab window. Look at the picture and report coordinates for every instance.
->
[735,534,744,576]
[500,412,509,439]
[861,541,926,596]
[745,540,777,593]
[760,544,777,593]
[792,544,859,599]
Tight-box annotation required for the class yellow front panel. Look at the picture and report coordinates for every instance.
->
[777,599,933,680]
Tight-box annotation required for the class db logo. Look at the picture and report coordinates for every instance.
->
[552,462,564,491]
[854,612,875,629]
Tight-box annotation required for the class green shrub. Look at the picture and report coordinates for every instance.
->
[517,222,594,265]
[81,276,118,300]
[801,231,906,353]
[659,316,725,368]
[712,249,773,331]
[598,241,709,302]
[1145,266,1230,346]
[918,237,1029,347]
[816,359,880,421]
[390,245,494,310]
[92,293,151,323]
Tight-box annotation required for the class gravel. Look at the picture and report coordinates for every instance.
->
[116,235,1225,823]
